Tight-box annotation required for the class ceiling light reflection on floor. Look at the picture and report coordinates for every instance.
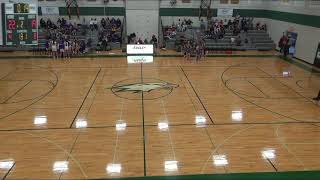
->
[232,111,243,121]
[195,115,206,127]
[116,122,127,131]
[282,71,291,77]
[34,116,47,125]
[213,155,229,166]
[76,120,88,128]
[53,161,69,172]
[164,160,178,172]
[0,159,14,170]
[262,149,276,159]
[106,163,122,174]
[158,122,169,131]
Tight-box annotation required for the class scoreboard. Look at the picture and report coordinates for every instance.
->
[2,3,38,45]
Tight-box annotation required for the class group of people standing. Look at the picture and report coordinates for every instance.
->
[278,32,293,57]
[46,39,85,59]
[182,39,206,61]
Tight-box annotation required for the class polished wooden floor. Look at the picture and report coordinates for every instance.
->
[0,56,319,180]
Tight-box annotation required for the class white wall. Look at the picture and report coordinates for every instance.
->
[160,0,266,9]
[264,0,320,64]
[126,0,159,41]
[267,0,320,16]
[0,5,2,45]
[126,0,159,10]
[38,0,125,25]
[1,0,36,4]
[267,19,320,64]
[160,0,267,27]
[38,0,124,7]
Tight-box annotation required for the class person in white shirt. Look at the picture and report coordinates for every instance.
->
[93,18,98,30]
[64,41,70,58]
[89,18,94,31]
[51,41,58,59]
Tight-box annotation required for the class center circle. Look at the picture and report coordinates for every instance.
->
[110,78,179,100]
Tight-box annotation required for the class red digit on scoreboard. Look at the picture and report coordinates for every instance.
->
[8,20,16,30]
[33,32,38,40]
[7,33,13,40]
[31,19,37,29]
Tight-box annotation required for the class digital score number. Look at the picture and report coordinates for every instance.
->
[3,3,38,46]
[14,3,30,14]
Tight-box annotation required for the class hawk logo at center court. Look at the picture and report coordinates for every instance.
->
[111,82,179,94]
[109,78,179,100]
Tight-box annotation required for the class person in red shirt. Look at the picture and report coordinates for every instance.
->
[278,32,288,53]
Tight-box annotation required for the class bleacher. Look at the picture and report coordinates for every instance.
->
[163,27,276,52]
[247,30,276,50]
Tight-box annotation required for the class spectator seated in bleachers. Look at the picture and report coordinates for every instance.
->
[150,35,158,47]
[137,38,144,44]
[144,38,149,44]
[256,22,267,31]
[164,26,177,40]
[39,16,123,54]
[204,16,264,40]
[97,17,122,47]
[90,18,98,31]
[163,18,194,39]
[236,36,242,46]
[206,19,225,40]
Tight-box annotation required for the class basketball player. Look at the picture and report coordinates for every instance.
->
[75,40,80,56]
[186,41,192,61]
[64,40,70,58]
[72,40,77,56]
[195,43,201,62]
[48,39,53,57]
[52,41,58,59]
[182,40,187,59]
[59,40,65,59]
[313,90,320,101]
[200,39,206,60]
[45,39,50,56]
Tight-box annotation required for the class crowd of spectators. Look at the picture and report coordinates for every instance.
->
[203,16,267,40]
[162,16,266,42]
[39,18,88,58]
[39,17,123,56]
[128,34,158,46]
[163,19,193,40]
[96,17,122,51]
[40,18,84,38]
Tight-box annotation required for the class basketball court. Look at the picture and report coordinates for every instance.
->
[0,56,319,179]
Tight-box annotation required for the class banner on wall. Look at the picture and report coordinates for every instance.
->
[127,44,154,55]
[217,8,233,17]
[41,7,59,15]
[286,31,298,55]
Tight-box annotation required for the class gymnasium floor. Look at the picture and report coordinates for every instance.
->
[0,56,319,179]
